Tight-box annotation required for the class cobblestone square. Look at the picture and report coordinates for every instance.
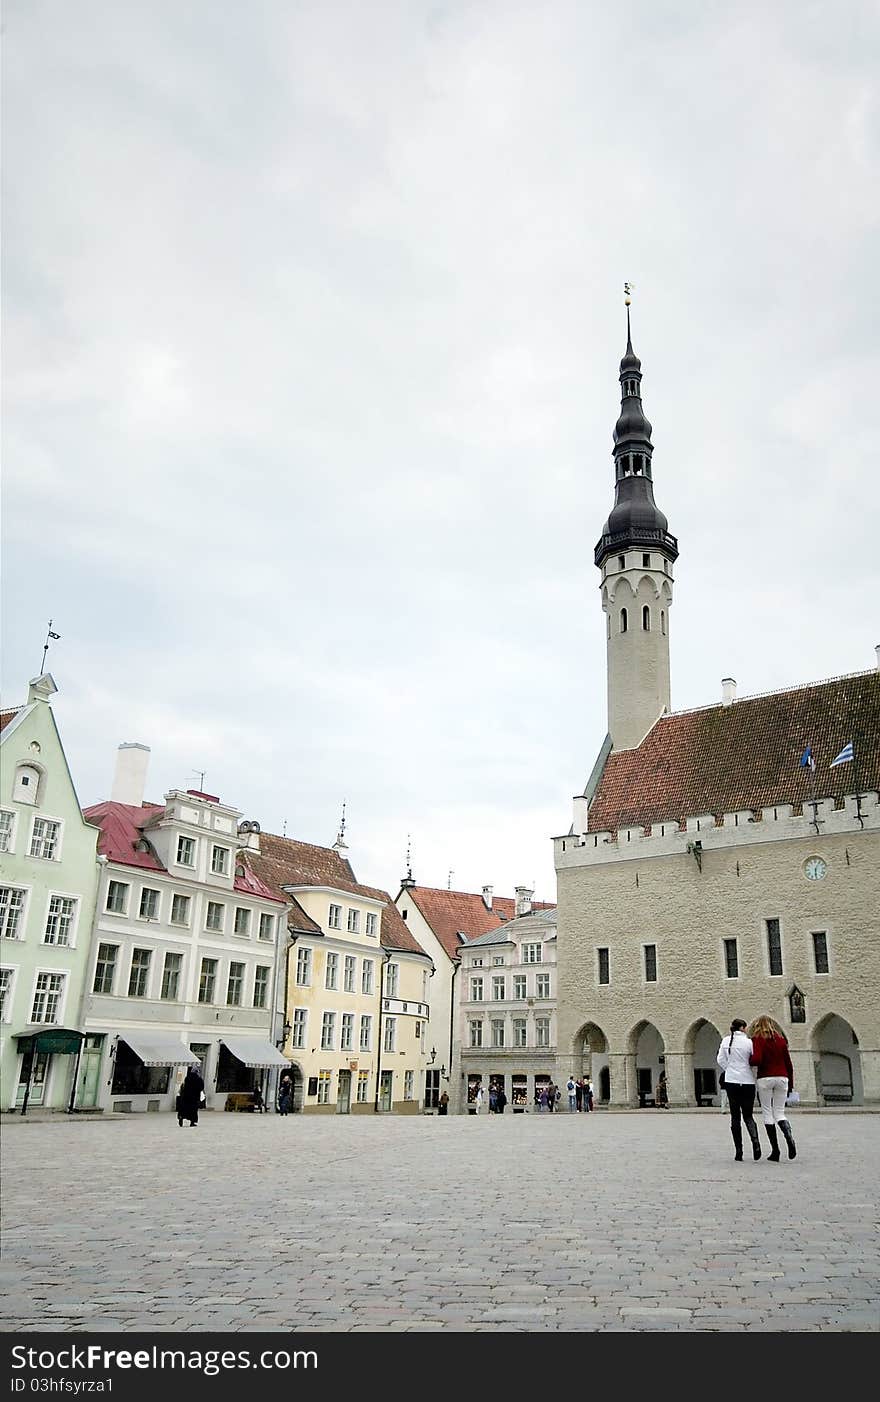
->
[2,1110,878,1333]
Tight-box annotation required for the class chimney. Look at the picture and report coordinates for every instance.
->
[721,678,737,707]
[111,743,151,807]
[515,886,534,918]
[481,884,493,910]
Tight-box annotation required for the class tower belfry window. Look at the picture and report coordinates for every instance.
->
[642,606,650,631]
[620,608,628,634]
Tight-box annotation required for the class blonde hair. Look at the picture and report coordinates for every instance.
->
[747,1014,786,1041]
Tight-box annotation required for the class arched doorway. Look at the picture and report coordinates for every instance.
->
[812,1015,863,1105]
[628,1020,665,1107]
[686,1019,723,1105]
[574,1021,609,1103]
[285,1062,305,1113]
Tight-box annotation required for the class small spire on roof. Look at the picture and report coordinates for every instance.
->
[332,800,349,856]
[400,833,415,888]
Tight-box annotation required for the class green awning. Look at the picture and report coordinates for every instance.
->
[15,1028,85,1055]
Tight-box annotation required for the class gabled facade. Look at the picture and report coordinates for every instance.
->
[555,308,880,1109]
[455,907,559,1113]
[81,746,288,1113]
[1,676,100,1111]
[242,833,433,1113]
[395,880,555,1109]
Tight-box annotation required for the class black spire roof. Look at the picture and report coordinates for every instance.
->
[594,307,678,569]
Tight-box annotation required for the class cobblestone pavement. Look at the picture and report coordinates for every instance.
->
[2,1110,878,1333]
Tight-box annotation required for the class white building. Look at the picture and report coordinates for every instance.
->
[80,745,289,1112]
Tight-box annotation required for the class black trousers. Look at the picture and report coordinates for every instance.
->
[725,1082,757,1151]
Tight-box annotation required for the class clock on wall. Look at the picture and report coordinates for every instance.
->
[804,856,827,881]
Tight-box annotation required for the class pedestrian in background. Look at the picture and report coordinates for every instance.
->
[575,1079,584,1112]
[748,1015,796,1161]
[177,1064,204,1127]
[277,1071,293,1116]
[496,1086,507,1114]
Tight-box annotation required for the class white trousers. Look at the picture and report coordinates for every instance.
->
[757,1076,789,1125]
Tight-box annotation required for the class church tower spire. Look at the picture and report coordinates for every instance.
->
[594,289,679,750]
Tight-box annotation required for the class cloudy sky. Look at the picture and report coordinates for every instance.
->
[3,1,878,904]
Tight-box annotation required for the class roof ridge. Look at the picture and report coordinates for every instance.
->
[662,667,877,720]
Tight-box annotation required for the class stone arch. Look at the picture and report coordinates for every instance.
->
[685,1017,723,1105]
[627,1019,665,1107]
[572,1021,609,1102]
[811,1013,863,1105]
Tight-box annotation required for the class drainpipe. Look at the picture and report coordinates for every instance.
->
[373,949,390,1113]
[448,957,460,1110]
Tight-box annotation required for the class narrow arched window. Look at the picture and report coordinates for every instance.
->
[606,615,611,640]
[661,610,666,635]
[620,608,628,634]
[642,605,650,631]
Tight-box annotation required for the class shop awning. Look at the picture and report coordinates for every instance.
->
[220,1036,290,1068]
[15,1028,85,1055]
[118,1031,199,1067]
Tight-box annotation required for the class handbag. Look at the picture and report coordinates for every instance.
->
[785,1090,800,1105]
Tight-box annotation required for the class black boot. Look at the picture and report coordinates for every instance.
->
[779,1119,797,1160]
[766,1124,780,1161]
[746,1119,762,1160]
[731,1122,743,1161]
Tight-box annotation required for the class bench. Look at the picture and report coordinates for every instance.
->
[224,1092,261,1113]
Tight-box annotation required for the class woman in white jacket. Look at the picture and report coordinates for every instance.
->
[716,1018,762,1161]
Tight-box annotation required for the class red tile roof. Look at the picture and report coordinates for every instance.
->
[588,669,880,835]
[241,832,430,958]
[400,887,555,961]
[1,708,23,733]
[83,800,284,904]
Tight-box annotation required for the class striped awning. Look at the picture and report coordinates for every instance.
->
[220,1036,290,1068]
[118,1032,199,1068]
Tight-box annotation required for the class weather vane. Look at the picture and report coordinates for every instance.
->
[39,619,61,676]
[624,281,634,306]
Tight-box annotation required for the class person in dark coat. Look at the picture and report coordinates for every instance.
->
[438,1090,449,1115]
[277,1072,293,1116]
[496,1087,507,1114]
[178,1065,204,1127]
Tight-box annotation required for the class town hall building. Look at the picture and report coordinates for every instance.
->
[554,303,880,1108]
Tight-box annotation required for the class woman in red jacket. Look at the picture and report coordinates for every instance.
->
[747,1015,796,1161]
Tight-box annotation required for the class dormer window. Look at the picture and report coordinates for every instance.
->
[14,765,42,805]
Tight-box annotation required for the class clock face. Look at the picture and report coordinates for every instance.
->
[804,856,827,881]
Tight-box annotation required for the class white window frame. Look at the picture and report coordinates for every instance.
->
[29,814,63,861]
[385,963,399,998]
[535,1017,550,1048]
[29,969,67,1025]
[291,1008,308,1049]
[295,946,312,987]
[383,1016,397,1053]
[469,1020,483,1048]
[0,809,17,853]
[204,900,225,933]
[356,1070,369,1103]
[513,974,527,1000]
[198,957,218,1004]
[43,892,80,947]
[161,951,183,1001]
[328,903,342,930]
[359,1014,372,1051]
[226,961,245,1006]
[233,907,252,937]
[170,893,191,927]
[316,1070,331,1105]
[321,1010,336,1051]
[365,912,377,937]
[253,964,270,1009]
[347,908,360,934]
[210,844,230,876]
[92,942,119,995]
[361,959,374,995]
[0,885,29,941]
[258,912,274,941]
[340,1012,354,1051]
[513,1018,527,1048]
[522,942,543,964]
[492,976,505,1001]
[343,955,356,993]
[105,880,130,916]
[325,951,339,990]
[0,965,18,1022]
[404,1070,414,1100]
[491,1019,505,1048]
[535,972,551,1000]
[470,977,483,1002]
[175,835,196,868]
[138,887,161,922]
[127,947,152,999]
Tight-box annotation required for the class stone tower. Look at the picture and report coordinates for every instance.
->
[594,304,679,751]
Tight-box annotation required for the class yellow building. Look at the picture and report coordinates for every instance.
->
[241,831,432,1113]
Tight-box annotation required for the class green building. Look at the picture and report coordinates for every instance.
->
[0,674,100,1111]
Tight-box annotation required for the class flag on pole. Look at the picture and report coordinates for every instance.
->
[799,745,815,773]
[830,742,854,768]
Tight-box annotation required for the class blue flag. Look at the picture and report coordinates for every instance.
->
[830,741,854,768]
[799,745,815,773]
